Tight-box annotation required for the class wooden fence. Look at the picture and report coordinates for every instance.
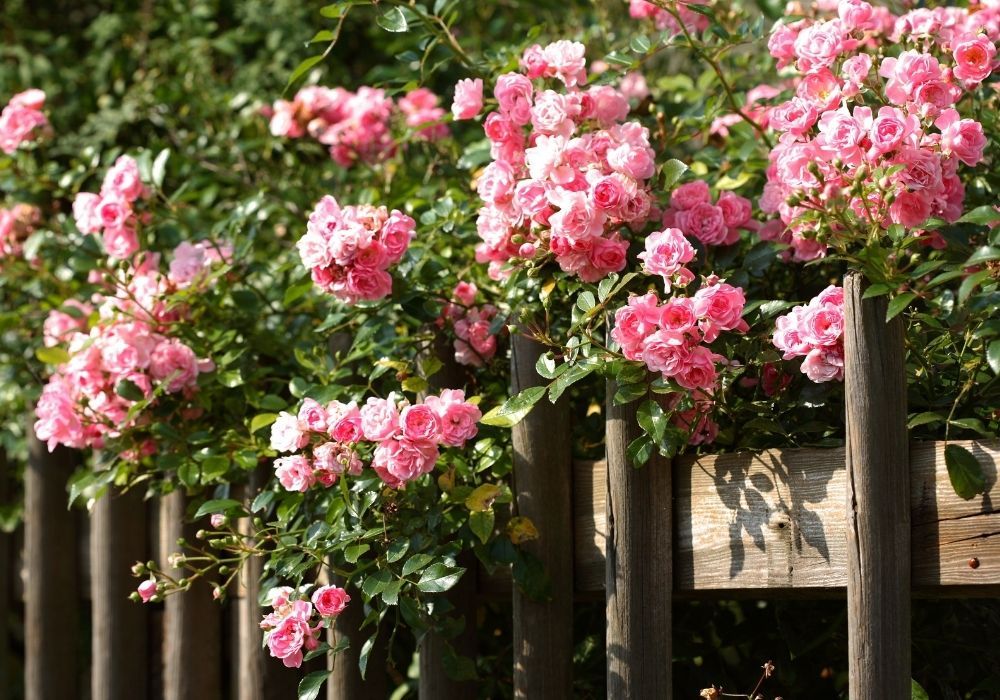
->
[3,271,1000,700]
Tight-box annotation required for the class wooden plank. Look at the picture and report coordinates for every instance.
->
[24,434,80,700]
[91,484,151,700]
[604,381,672,698]
[0,448,11,696]
[510,334,574,699]
[161,490,223,700]
[574,440,1000,595]
[327,581,388,700]
[844,272,910,699]
[418,335,478,699]
[237,468,300,700]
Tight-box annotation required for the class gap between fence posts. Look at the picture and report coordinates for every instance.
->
[161,490,223,700]
[418,332,479,700]
[605,380,672,698]
[25,429,80,700]
[510,334,574,699]
[843,272,910,698]
[91,479,151,700]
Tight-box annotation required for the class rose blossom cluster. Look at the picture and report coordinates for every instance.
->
[297,195,415,304]
[439,282,499,367]
[72,155,152,260]
[0,89,49,154]
[0,203,41,264]
[759,1,996,260]
[771,285,845,383]
[259,585,350,669]
[33,243,225,451]
[662,180,757,247]
[627,0,710,36]
[474,40,659,282]
[269,389,481,491]
[267,85,448,167]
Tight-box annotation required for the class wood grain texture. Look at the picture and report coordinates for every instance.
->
[25,433,80,700]
[573,440,1000,595]
[418,337,479,700]
[844,273,910,700]
[605,381,672,699]
[91,485,151,700]
[161,490,222,700]
[510,334,574,699]
[327,580,388,700]
[237,468,299,700]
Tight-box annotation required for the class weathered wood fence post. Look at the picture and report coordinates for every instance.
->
[161,490,223,700]
[605,382,672,698]
[25,429,80,700]
[327,583,388,700]
[510,334,574,699]
[237,467,300,700]
[843,272,910,698]
[418,334,478,699]
[91,482,151,700]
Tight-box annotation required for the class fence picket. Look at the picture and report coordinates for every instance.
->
[161,490,223,700]
[25,432,80,700]
[510,334,574,699]
[605,381,672,698]
[91,482,151,699]
[327,585,388,700]
[843,272,911,698]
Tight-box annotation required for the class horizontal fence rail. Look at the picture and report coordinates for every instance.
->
[571,440,1000,595]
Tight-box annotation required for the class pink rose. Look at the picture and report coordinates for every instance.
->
[952,35,996,85]
[275,455,315,493]
[640,332,689,377]
[676,203,727,246]
[530,90,577,137]
[424,389,481,448]
[73,193,102,234]
[311,585,351,617]
[149,339,199,392]
[296,398,329,433]
[936,109,987,167]
[588,235,628,277]
[675,345,719,391]
[888,190,931,228]
[801,346,844,383]
[399,403,442,443]
[670,181,711,211]
[716,192,752,228]
[270,411,309,453]
[541,40,587,88]
[520,44,549,79]
[494,73,534,125]
[266,616,310,668]
[372,436,439,487]
[793,21,844,73]
[102,226,140,260]
[658,298,697,334]
[638,228,696,287]
[101,155,145,201]
[451,78,484,120]
[868,106,916,157]
[360,396,399,441]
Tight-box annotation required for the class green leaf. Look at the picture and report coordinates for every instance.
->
[630,35,651,53]
[885,292,917,321]
[469,510,495,544]
[151,149,170,188]
[966,245,1000,267]
[661,159,689,189]
[636,399,667,443]
[283,279,314,307]
[35,346,70,365]
[401,553,434,577]
[307,29,335,44]
[948,417,990,436]
[178,461,199,488]
[194,499,245,519]
[944,444,986,500]
[201,456,230,481]
[907,412,944,429]
[988,340,1000,375]
[959,269,991,304]
[626,435,654,467]
[386,539,409,563]
[344,544,370,564]
[958,205,1000,226]
[250,413,278,434]
[465,483,501,512]
[286,55,325,89]
[115,379,146,402]
[911,679,930,700]
[362,570,392,598]
[298,670,330,700]
[548,361,597,403]
[480,386,546,427]
[862,283,891,299]
[376,6,408,32]
[417,563,465,593]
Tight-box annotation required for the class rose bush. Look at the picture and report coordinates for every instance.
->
[2,0,999,697]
